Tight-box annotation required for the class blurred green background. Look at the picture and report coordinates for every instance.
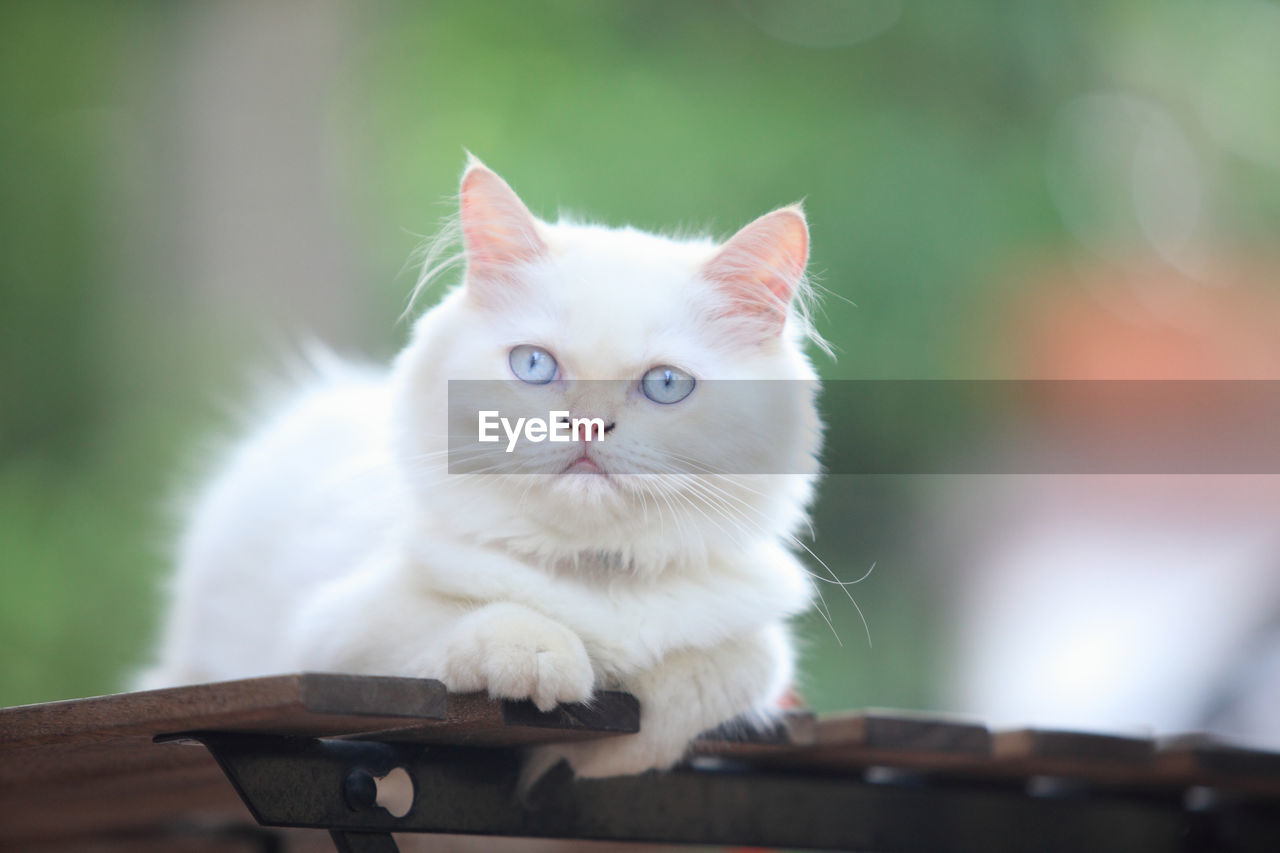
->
[2,0,1278,711]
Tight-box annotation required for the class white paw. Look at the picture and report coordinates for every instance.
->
[442,604,594,712]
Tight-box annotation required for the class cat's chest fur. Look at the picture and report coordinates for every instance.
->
[403,528,811,679]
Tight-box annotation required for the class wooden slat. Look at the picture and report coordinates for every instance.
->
[699,712,1280,798]
[0,674,639,847]
[1154,735,1280,797]
[0,673,449,791]
[936,727,1162,791]
[989,728,1156,784]
[692,710,818,760]
[358,690,641,747]
[994,729,1155,765]
[0,673,448,752]
[984,729,1280,795]
[817,711,992,755]
[5,682,1280,848]
[698,709,991,771]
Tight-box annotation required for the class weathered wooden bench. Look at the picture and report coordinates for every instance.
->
[2,674,1278,851]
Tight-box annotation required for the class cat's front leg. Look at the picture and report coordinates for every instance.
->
[287,561,594,712]
[522,622,792,784]
[440,601,596,712]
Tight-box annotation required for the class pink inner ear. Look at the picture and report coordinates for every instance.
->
[459,164,546,280]
[702,206,809,324]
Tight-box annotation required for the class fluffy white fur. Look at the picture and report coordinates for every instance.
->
[140,158,822,780]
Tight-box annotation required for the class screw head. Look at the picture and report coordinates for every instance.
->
[343,768,378,811]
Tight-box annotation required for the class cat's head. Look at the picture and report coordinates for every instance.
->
[391,158,822,572]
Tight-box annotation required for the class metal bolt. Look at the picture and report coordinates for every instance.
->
[343,767,378,812]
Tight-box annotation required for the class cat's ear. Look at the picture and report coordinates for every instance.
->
[702,205,809,332]
[459,158,547,288]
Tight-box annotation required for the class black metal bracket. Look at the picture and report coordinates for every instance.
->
[155,730,1280,852]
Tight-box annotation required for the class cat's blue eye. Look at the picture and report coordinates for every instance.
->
[641,365,695,404]
[509,345,558,385]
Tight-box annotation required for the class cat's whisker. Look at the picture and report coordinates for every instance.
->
[632,476,653,530]
[673,470,868,647]
[668,474,841,645]
[646,477,690,556]
[639,480,668,542]
[620,460,852,607]
[674,474,842,645]
[675,482,755,553]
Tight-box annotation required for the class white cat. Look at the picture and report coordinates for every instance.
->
[140,157,823,780]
